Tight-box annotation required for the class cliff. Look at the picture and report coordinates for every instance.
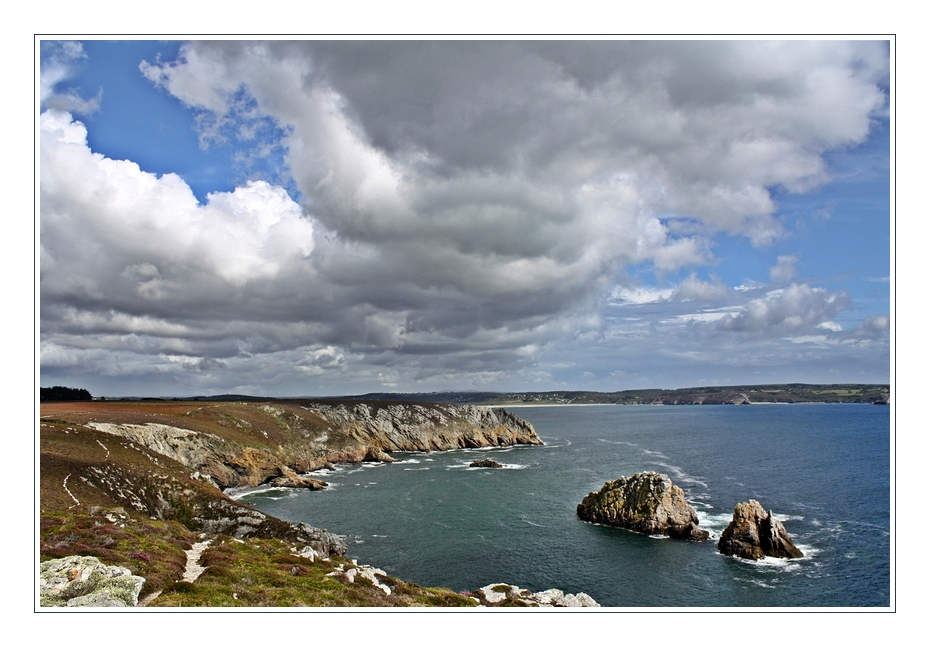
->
[46,400,541,491]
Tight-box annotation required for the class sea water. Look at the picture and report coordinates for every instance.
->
[235,404,891,607]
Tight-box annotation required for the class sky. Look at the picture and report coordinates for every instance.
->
[38,39,892,398]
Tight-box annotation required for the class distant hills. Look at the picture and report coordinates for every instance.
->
[347,384,890,406]
[94,383,890,405]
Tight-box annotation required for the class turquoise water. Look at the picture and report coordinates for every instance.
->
[236,404,891,607]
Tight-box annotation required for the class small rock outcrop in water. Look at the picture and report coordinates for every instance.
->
[717,500,803,559]
[576,471,709,541]
[474,583,599,607]
[469,458,503,468]
[40,555,145,607]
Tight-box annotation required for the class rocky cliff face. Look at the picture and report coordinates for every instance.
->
[86,402,541,492]
[717,500,803,559]
[577,472,709,541]
[312,402,541,452]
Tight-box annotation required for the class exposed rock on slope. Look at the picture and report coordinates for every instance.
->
[40,555,145,607]
[717,500,803,559]
[576,472,709,541]
[314,403,541,452]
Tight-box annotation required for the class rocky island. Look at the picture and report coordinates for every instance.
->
[576,472,709,541]
[469,458,504,468]
[717,500,804,560]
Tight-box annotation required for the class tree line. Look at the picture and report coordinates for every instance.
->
[40,386,92,402]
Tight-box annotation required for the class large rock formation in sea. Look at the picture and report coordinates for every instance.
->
[576,471,709,541]
[717,500,803,559]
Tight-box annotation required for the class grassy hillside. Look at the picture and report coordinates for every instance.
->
[38,401,483,607]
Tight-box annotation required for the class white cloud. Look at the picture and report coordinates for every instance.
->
[715,284,850,333]
[769,255,799,284]
[40,41,100,115]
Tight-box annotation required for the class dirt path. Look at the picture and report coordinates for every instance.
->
[182,539,212,583]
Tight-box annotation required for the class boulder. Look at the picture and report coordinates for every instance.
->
[717,500,803,559]
[40,555,145,607]
[474,583,599,607]
[269,465,328,490]
[469,458,503,468]
[576,471,709,541]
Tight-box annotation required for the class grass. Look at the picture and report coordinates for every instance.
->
[149,536,478,607]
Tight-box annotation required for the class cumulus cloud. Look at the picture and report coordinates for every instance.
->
[41,41,890,394]
[769,255,799,284]
[714,284,850,334]
[40,41,100,115]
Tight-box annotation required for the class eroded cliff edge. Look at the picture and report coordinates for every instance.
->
[74,401,541,491]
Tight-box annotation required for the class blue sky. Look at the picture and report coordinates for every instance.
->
[39,39,891,397]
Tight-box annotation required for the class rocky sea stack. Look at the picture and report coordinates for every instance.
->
[576,472,708,541]
[469,458,503,468]
[717,500,803,560]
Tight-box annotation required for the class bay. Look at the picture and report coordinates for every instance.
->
[236,403,891,607]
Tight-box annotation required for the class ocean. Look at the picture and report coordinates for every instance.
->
[234,403,891,607]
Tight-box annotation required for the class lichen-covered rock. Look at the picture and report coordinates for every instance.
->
[717,500,803,560]
[475,583,600,607]
[577,471,709,541]
[40,555,145,607]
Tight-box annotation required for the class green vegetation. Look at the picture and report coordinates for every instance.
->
[150,537,477,607]
[40,510,194,598]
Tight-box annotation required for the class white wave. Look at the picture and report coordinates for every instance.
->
[720,551,809,571]
[793,543,819,558]
[734,577,776,589]
[397,458,421,464]
[520,518,547,528]
[372,534,387,538]
[773,513,804,522]
[226,485,291,500]
[403,467,430,471]
[650,462,708,489]
[696,510,734,533]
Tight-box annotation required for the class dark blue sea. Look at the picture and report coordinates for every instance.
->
[235,404,891,607]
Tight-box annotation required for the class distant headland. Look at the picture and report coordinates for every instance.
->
[44,383,890,406]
